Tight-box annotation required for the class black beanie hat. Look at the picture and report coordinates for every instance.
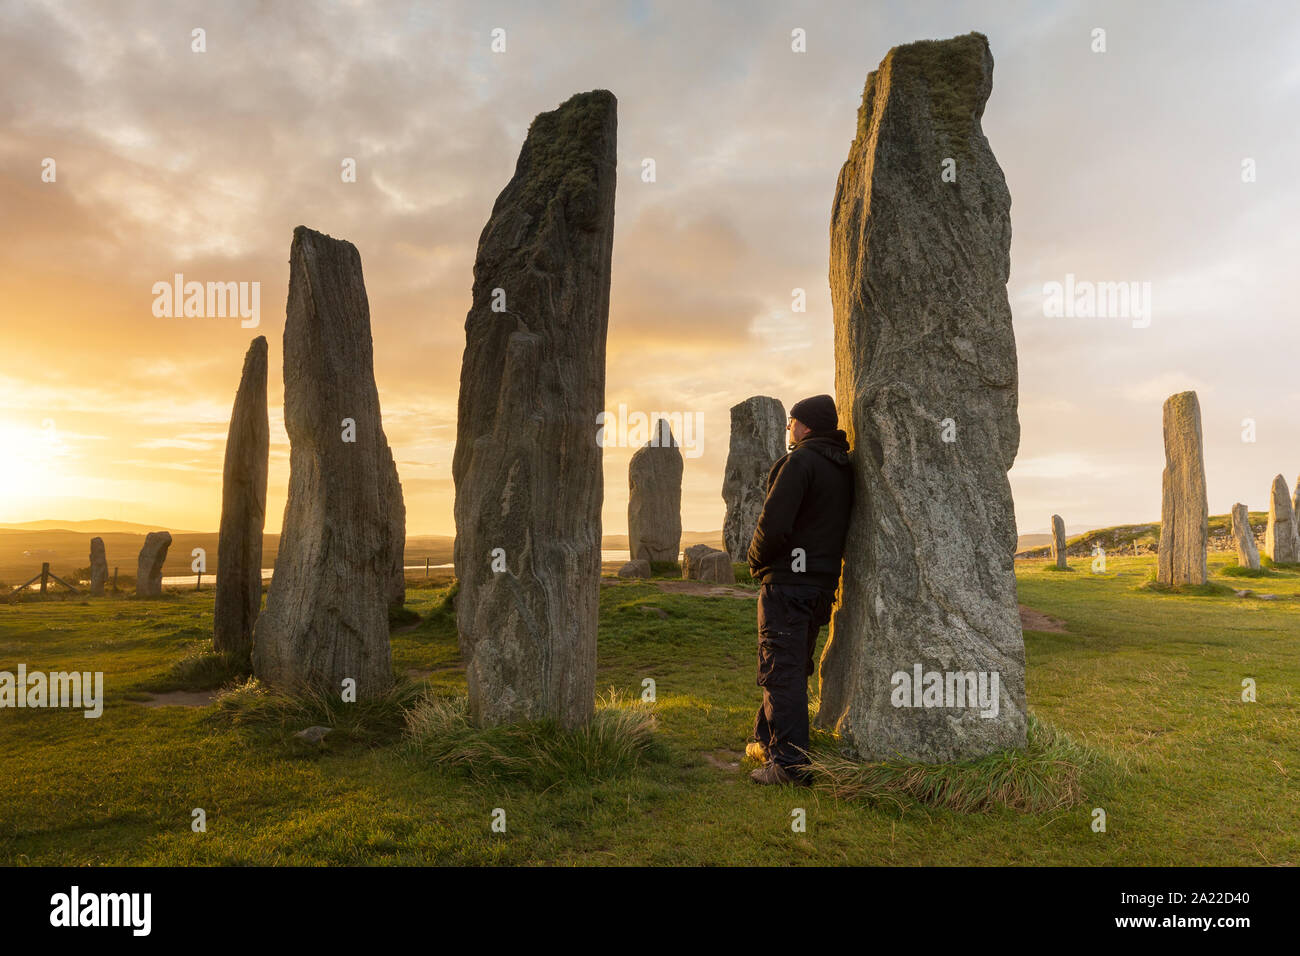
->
[789,394,837,434]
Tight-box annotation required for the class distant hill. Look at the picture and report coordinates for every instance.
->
[0,519,201,535]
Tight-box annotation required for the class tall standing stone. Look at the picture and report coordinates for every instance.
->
[89,537,108,596]
[627,418,683,563]
[136,531,172,597]
[252,226,401,699]
[722,396,786,560]
[1050,515,1067,569]
[452,90,617,729]
[214,336,269,658]
[816,34,1025,763]
[1292,475,1300,525]
[1156,391,1208,586]
[1265,474,1300,563]
[380,445,406,616]
[1231,502,1260,570]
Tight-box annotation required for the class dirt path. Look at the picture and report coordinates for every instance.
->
[1019,605,1068,633]
[136,690,219,708]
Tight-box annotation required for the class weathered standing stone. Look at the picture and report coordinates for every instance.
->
[617,559,651,579]
[722,396,786,560]
[380,445,406,616]
[1231,502,1260,570]
[89,537,108,596]
[214,336,269,658]
[1293,475,1300,527]
[628,418,683,563]
[682,544,736,584]
[1050,515,1067,569]
[1156,391,1208,586]
[1265,474,1300,563]
[452,90,617,729]
[136,531,172,597]
[815,34,1025,763]
[252,226,401,699]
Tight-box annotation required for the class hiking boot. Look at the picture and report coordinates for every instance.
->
[749,761,811,787]
[744,740,767,762]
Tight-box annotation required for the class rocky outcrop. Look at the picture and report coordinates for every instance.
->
[89,537,108,596]
[617,560,651,579]
[682,544,735,584]
[252,226,401,699]
[1265,474,1300,563]
[451,90,617,729]
[722,396,786,560]
[1050,515,1067,569]
[1156,391,1208,586]
[627,418,683,563]
[815,34,1025,763]
[136,531,172,597]
[214,336,269,658]
[1231,502,1260,570]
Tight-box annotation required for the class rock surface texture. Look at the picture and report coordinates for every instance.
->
[816,34,1026,763]
[722,396,786,560]
[1231,502,1260,570]
[252,226,402,699]
[1265,474,1300,563]
[136,531,172,597]
[452,90,617,729]
[682,544,736,584]
[89,537,108,596]
[214,336,269,657]
[627,418,683,563]
[1050,515,1067,569]
[617,560,651,579]
[1156,391,1208,586]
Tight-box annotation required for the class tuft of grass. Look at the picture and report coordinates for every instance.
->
[1140,576,1237,597]
[804,714,1117,814]
[404,688,667,788]
[208,677,424,746]
[140,644,251,693]
[1220,565,1278,578]
[1042,565,1075,573]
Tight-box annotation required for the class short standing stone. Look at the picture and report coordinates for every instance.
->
[136,531,172,597]
[214,335,269,658]
[682,544,735,583]
[815,33,1026,763]
[1050,515,1067,569]
[89,537,108,596]
[1265,474,1300,563]
[722,396,786,560]
[628,418,683,563]
[252,226,400,699]
[1156,391,1208,586]
[452,90,617,729]
[1231,502,1260,570]
[617,560,651,579]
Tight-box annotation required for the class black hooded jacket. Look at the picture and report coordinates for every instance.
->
[746,430,854,589]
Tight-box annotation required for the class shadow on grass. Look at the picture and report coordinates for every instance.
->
[137,645,252,694]
[404,689,670,789]
[802,714,1122,814]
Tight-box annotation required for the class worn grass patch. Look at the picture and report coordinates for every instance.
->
[806,714,1117,814]
[138,643,251,693]
[404,689,667,788]
[1221,565,1279,578]
[208,677,424,746]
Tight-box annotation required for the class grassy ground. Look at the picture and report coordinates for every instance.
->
[1,554,1296,866]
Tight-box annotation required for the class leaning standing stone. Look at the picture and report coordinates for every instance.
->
[1050,515,1067,569]
[214,336,269,658]
[1265,474,1300,563]
[89,537,108,596]
[1230,502,1260,570]
[722,396,786,560]
[136,531,172,597]
[628,418,683,563]
[252,226,400,699]
[452,90,617,729]
[816,34,1026,763]
[1156,391,1208,586]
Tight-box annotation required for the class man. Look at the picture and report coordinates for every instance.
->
[745,394,853,786]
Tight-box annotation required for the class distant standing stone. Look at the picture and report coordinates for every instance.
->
[1156,391,1208,586]
[682,545,735,584]
[1265,474,1300,563]
[617,560,651,579]
[214,336,269,658]
[628,418,683,563]
[722,396,786,560]
[89,537,108,596]
[1230,502,1260,570]
[136,531,172,597]
[1050,515,1067,569]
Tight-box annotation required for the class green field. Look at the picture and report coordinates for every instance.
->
[1,553,1297,866]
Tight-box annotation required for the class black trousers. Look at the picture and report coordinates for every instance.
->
[752,583,835,769]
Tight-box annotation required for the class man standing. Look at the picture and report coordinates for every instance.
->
[745,394,853,785]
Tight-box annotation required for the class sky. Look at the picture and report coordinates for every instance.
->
[1,0,1298,537]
